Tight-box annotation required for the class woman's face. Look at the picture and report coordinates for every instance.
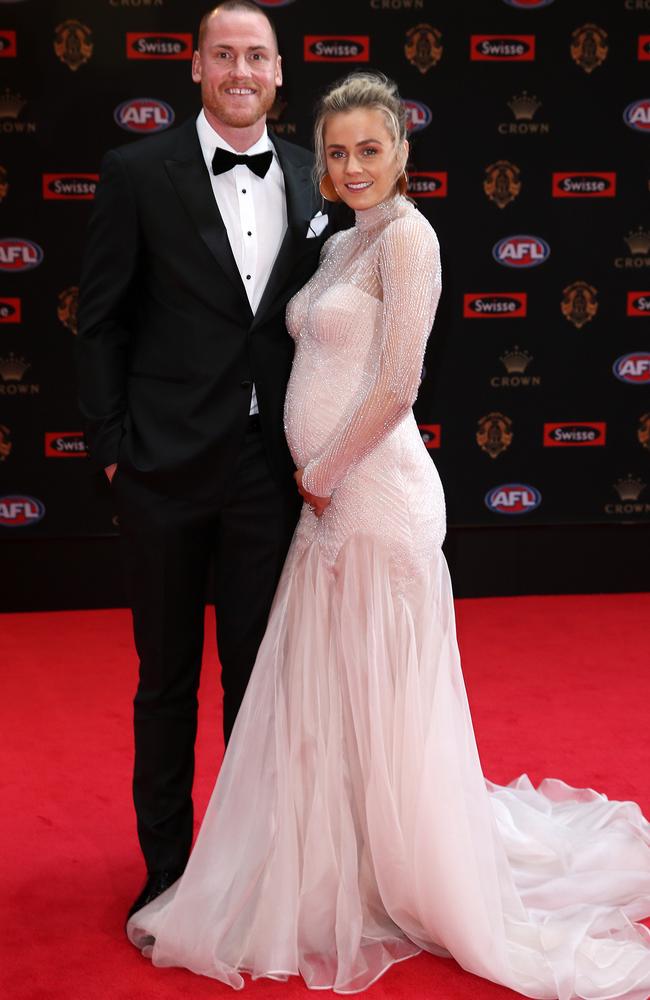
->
[323,108,407,212]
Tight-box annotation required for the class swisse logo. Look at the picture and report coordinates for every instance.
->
[627,291,650,315]
[403,99,432,133]
[624,98,650,132]
[502,0,553,6]
[470,35,535,61]
[464,292,527,318]
[126,32,192,59]
[0,238,43,271]
[543,422,606,447]
[492,235,550,268]
[42,173,98,200]
[0,494,45,527]
[552,172,616,197]
[304,36,370,62]
[45,431,88,457]
[613,352,650,384]
[255,0,297,5]
[639,35,650,60]
[0,30,17,56]
[408,171,447,197]
[114,98,174,133]
[485,484,541,515]
[418,423,441,449]
[0,297,20,322]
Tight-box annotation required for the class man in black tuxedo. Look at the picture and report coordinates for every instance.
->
[77,0,335,919]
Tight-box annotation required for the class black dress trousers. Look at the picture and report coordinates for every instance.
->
[113,417,301,875]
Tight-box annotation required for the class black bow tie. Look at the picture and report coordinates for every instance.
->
[211,147,273,179]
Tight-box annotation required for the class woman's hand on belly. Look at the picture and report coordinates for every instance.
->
[294,469,331,518]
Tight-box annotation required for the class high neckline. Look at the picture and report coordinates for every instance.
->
[354,194,404,233]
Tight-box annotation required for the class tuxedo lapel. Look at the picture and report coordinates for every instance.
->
[164,120,252,318]
[251,134,320,330]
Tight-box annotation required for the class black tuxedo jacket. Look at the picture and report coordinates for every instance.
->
[77,116,336,499]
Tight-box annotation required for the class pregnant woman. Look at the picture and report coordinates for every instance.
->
[127,72,650,999]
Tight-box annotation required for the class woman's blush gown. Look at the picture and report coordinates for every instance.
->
[127,195,650,999]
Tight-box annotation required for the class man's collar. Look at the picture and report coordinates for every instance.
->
[196,108,271,165]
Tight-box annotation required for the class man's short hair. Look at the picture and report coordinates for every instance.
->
[197,2,279,54]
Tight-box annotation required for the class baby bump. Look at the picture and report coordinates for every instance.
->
[284,351,371,468]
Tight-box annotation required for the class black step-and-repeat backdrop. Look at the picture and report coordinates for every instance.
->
[0,0,649,537]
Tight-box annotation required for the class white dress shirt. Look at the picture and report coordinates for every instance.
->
[196,109,288,416]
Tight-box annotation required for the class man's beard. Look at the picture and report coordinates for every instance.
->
[203,82,276,129]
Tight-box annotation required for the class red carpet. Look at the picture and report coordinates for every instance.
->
[3,593,649,1000]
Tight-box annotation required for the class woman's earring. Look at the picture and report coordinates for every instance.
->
[397,168,409,197]
[319,174,341,203]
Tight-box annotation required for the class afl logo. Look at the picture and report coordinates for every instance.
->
[0,494,45,527]
[502,0,553,6]
[624,99,650,133]
[114,98,174,134]
[493,235,550,268]
[403,99,432,134]
[613,352,650,384]
[0,238,43,272]
[485,484,541,515]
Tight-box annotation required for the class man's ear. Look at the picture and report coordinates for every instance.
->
[192,49,202,84]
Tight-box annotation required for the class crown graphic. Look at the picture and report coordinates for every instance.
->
[0,353,30,382]
[0,88,27,120]
[500,346,533,373]
[624,227,650,255]
[613,474,646,502]
[507,91,541,121]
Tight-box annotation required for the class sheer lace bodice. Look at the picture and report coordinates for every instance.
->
[284,196,445,579]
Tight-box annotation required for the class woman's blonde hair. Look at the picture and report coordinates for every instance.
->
[313,71,409,192]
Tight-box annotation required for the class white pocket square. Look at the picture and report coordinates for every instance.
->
[306,212,329,238]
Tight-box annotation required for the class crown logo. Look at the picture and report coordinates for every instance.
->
[0,88,27,120]
[624,227,650,255]
[507,91,541,121]
[613,474,646,502]
[500,345,533,374]
[0,353,30,382]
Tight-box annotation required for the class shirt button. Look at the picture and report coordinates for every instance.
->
[242,188,247,194]
[246,274,251,280]
[247,231,252,236]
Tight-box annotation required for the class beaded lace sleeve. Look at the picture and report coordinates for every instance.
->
[302,215,441,498]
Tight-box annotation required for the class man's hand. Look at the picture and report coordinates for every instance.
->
[294,469,331,518]
[105,463,117,483]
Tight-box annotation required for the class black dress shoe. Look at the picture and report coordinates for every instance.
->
[126,868,184,923]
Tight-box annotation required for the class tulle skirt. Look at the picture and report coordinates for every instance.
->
[127,533,650,998]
